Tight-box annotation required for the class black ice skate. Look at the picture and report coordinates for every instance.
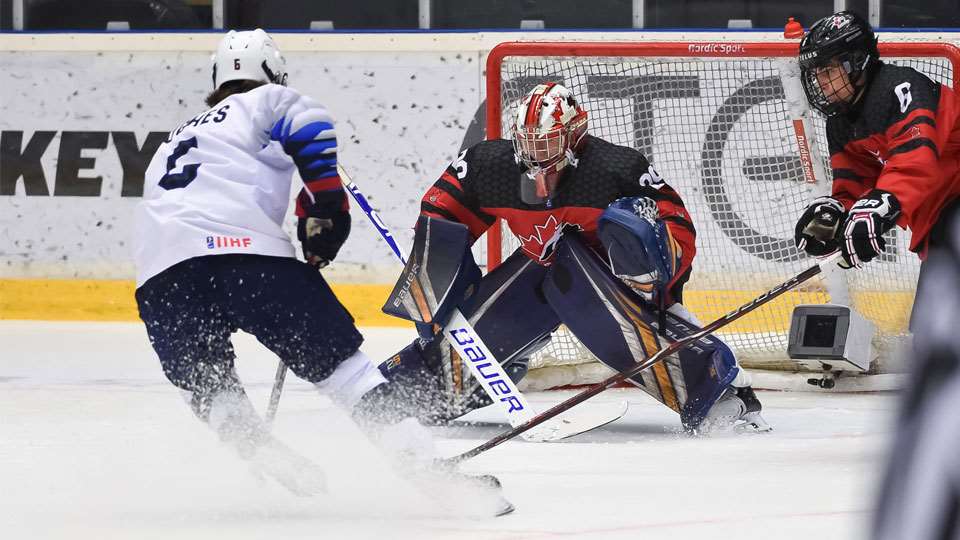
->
[735,386,772,433]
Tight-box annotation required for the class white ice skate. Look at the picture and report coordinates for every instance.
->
[696,386,772,435]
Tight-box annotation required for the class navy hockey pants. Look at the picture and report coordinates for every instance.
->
[135,254,363,394]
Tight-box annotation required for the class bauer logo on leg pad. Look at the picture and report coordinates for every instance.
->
[449,327,526,413]
[390,261,421,309]
[382,216,480,327]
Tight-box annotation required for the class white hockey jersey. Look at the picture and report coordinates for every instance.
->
[134,84,341,286]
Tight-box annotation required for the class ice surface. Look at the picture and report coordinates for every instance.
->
[1,322,897,539]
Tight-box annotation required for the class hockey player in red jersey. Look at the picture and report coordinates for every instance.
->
[379,83,769,434]
[794,11,960,268]
[790,13,960,537]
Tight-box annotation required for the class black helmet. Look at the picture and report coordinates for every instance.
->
[799,11,879,116]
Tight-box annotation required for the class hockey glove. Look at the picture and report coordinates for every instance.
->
[297,202,351,269]
[794,196,846,256]
[838,189,901,269]
[598,196,679,302]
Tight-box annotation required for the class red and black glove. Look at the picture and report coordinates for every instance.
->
[837,189,901,268]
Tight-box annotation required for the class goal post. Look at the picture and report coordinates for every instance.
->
[483,39,960,387]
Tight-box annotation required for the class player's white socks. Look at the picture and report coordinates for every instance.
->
[313,349,388,409]
[314,350,437,467]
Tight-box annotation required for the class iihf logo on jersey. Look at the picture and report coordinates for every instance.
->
[206,235,253,249]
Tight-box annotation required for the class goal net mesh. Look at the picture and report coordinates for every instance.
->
[486,43,955,379]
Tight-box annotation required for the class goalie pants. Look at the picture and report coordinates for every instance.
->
[136,254,364,395]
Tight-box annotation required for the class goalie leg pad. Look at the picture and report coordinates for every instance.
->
[541,233,738,427]
[371,340,532,425]
[376,249,559,423]
[382,216,481,340]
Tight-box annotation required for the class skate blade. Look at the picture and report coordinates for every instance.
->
[521,400,629,442]
[688,414,773,437]
[496,501,516,517]
[735,412,773,434]
[407,468,515,518]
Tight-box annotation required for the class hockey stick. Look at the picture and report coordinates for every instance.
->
[337,164,627,442]
[264,359,288,428]
[263,163,419,429]
[441,252,843,465]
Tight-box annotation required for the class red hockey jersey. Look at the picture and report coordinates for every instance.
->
[419,135,696,301]
[827,62,960,256]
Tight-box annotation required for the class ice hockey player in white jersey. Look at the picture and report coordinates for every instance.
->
[133,29,511,515]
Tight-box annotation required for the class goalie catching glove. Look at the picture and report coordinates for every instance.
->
[597,196,682,302]
[297,198,351,269]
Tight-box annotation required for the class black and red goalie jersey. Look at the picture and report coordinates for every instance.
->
[419,135,697,303]
[826,62,960,256]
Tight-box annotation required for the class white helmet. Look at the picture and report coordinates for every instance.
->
[211,29,288,89]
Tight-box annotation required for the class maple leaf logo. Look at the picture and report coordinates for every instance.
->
[549,96,565,125]
[516,214,582,261]
[517,214,561,248]
[831,15,850,29]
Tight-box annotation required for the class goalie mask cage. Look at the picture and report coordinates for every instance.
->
[484,40,960,387]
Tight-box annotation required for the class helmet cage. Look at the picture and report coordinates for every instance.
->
[800,50,870,116]
[511,83,588,203]
[798,11,878,116]
[513,114,586,204]
[513,123,569,170]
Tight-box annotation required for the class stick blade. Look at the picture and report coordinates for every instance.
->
[520,400,628,442]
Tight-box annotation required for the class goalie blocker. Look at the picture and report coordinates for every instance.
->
[378,217,748,431]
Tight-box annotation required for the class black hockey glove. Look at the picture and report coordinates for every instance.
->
[795,196,846,257]
[297,201,351,269]
[837,189,901,269]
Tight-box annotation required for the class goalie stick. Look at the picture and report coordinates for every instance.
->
[441,251,843,464]
[336,164,627,442]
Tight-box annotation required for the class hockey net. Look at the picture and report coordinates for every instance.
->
[483,40,960,389]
